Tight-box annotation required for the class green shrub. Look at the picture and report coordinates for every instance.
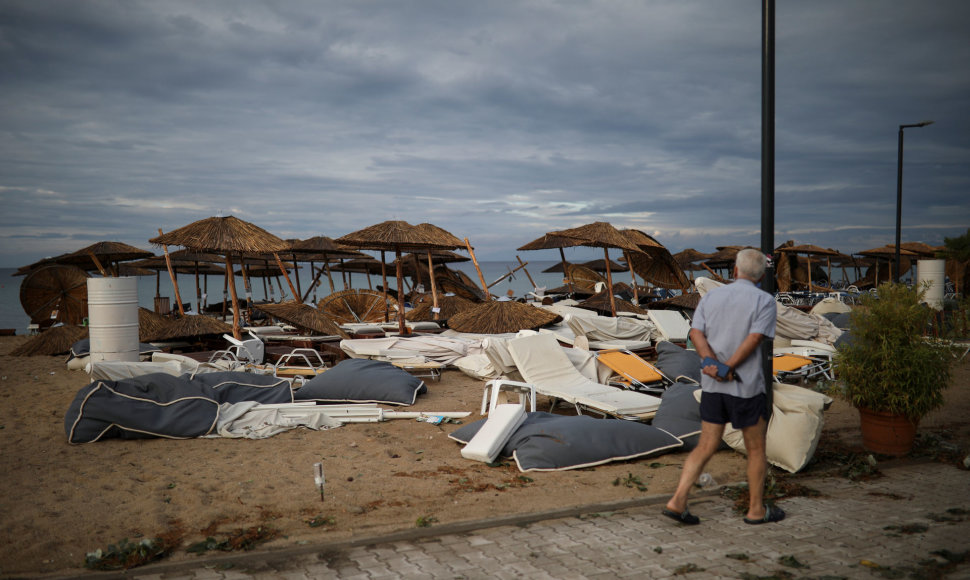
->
[833,283,953,421]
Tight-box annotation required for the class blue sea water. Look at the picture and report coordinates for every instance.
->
[0,261,574,334]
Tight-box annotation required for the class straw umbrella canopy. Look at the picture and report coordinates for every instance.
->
[549,222,641,317]
[254,301,349,338]
[406,293,476,322]
[899,241,940,258]
[318,288,399,325]
[542,259,627,273]
[138,307,174,341]
[287,236,367,301]
[673,248,713,270]
[142,314,234,342]
[775,243,841,290]
[578,291,646,316]
[149,216,291,339]
[857,245,919,285]
[19,264,89,325]
[10,325,88,357]
[517,232,592,294]
[621,229,690,293]
[447,300,562,334]
[336,220,466,334]
[54,241,154,277]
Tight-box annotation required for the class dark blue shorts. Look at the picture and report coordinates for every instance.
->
[700,392,767,429]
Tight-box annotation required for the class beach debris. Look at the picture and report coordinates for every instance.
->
[415,515,438,527]
[83,537,170,570]
[313,462,326,501]
[612,473,648,492]
[306,515,336,528]
[185,526,278,554]
[778,554,809,569]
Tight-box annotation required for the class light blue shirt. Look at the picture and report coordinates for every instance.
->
[691,278,776,398]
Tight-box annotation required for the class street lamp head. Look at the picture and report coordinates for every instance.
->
[901,120,935,129]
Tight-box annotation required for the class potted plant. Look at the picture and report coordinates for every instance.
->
[831,282,953,455]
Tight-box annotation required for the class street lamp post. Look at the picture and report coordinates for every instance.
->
[894,120,934,282]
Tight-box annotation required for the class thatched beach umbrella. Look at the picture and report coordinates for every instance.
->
[447,300,562,335]
[621,229,690,294]
[578,291,646,316]
[857,245,919,286]
[318,288,399,325]
[56,241,154,277]
[517,232,588,294]
[10,325,88,357]
[552,222,641,317]
[336,220,466,334]
[143,314,233,342]
[254,301,349,338]
[406,294,475,322]
[150,216,290,339]
[776,243,841,290]
[673,248,714,270]
[19,264,89,326]
[138,307,173,341]
[287,236,367,301]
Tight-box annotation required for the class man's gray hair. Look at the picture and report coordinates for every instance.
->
[735,248,767,280]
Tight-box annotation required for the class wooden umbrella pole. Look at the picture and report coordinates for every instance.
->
[464,237,490,300]
[274,252,300,301]
[224,254,242,340]
[603,248,617,317]
[380,251,390,322]
[302,265,327,303]
[426,250,440,321]
[625,251,639,304]
[516,256,537,289]
[558,247,574,293]
[194,262,201,313]
[395,247,407,335]
[87,251,109,277]
[291,253,302,298]
[324,260,336,293]
[239,257,254,322]
[157,228,185,316]
[221,269,229,319]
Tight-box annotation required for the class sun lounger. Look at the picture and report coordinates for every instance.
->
[645,310,691,344]
[506,333,662,420]
[773,340,836,381]
[772,353,830,382]
[593,349,672,395]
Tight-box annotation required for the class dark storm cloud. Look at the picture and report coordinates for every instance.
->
[0,0,967,266]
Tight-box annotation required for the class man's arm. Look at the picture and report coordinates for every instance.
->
[690,328,765,381]
[723,333,765,372]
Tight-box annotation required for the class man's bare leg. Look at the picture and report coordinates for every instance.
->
[665,421,725,514]
[740,416,768,520]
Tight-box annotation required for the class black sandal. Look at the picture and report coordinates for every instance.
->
[743,504,786,525]
[662,507,700,525]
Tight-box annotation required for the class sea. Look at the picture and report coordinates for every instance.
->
[0,260,578,334]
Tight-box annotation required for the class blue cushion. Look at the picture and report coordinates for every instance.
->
[295,358,427,405]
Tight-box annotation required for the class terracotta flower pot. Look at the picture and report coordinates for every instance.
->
[858,407,918,456]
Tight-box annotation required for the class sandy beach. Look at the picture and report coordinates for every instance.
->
[1,334,967,578]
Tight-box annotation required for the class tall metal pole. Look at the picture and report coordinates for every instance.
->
[761,0,776,413]
[894,120,933,283]
[894,126,906,283]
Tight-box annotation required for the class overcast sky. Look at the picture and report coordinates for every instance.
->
[1,1,968,267]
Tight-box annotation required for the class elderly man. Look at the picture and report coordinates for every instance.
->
[663,248,784,525]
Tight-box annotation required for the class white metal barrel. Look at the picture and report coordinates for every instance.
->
[916,259,946,310]
[87,277,139,362]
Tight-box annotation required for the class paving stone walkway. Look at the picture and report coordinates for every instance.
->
[123,461,969,579]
